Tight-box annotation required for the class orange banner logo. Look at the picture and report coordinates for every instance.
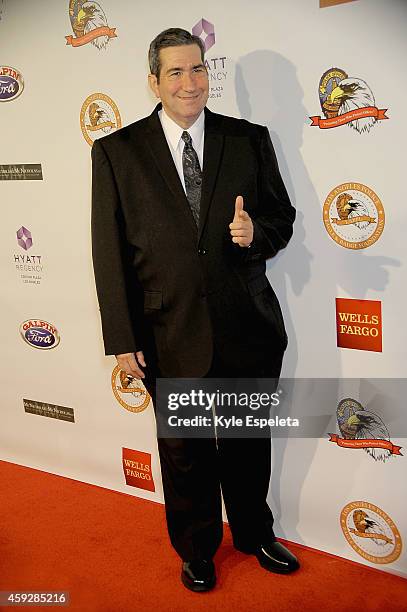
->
[329,397,402,462]
[67,1,117,51]
[311,68,388,134]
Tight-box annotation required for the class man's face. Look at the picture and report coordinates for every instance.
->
[149,44,209,128]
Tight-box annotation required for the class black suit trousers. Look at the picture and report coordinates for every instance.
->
[145,349,283,561]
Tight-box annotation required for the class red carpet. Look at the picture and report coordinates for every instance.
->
[1,460,405,611]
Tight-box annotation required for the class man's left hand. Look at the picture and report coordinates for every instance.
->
[229,195,253,247]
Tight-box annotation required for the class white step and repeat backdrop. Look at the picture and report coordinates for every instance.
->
[1,0,406,577]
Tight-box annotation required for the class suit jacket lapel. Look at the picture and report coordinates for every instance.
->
[145,105,197,233]
[199,108,224,243]
[143,105,224,241]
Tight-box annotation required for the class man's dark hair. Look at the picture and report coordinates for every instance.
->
[148,28,205,81]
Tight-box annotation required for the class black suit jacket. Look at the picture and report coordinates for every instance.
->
[91,104,295,377]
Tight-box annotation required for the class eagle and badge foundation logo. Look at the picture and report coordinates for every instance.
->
[80,93,121,145]
[66,0,117,49]
[111,365,151,413]
[328,398,402,462]
[340,501,402,564]
[310,68,388,133]
[323,183,384,250]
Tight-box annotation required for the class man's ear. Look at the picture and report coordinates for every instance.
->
[148,74,160,99]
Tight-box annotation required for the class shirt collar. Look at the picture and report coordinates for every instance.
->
[159,108,205,151]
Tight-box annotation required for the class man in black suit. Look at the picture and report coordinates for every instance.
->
[92,28,299,591]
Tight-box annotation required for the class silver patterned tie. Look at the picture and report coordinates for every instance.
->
[181,131,202,227]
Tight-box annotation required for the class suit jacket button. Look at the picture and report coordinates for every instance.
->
[198,248,207,256]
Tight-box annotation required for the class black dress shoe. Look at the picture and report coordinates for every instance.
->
[255,541,300,574]
[181,559,216,592]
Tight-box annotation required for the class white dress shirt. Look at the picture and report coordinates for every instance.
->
[158,108,205,193]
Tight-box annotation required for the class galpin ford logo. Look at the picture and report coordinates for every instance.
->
[0,66,24,102]
[328,398,402,462]
[20,319,60,350]
[80,93,121,146]
[310,68,388,133]
[323,183,384,250]
[340,501,402,564]
[111,365,150,413]
[66,0,117,49]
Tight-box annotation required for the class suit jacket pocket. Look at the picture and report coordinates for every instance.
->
[247,275,288,348]
[247,274,269,297]
[144,290,163,311]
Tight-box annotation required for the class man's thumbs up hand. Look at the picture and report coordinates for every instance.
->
[229,195,253,247]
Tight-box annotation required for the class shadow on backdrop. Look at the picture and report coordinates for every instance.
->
[235,49,399,543]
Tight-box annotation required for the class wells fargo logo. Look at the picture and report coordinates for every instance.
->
[340,501,402,564]
[122,448,155,492]
[328,398,402,462]
[336,298,382,352]
[111,365,150,413]
[66,0,117,49]
[80,93,121,146]
[310,68,388,133]
[323,183,384,250]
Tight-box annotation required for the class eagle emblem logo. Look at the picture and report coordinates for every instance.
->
[341,501,402,564]
[323,182,385,249]
[310,68,388,133]
[66,0,117,49]
[328,398,402,462]
[111,365,151,413]
[80,92,122,146]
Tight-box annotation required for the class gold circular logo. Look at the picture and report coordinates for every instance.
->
[319,67,348,118]
[340,501,402,564]
[323,183,385,249]
[80,92,121,146]
[111,365,151,413]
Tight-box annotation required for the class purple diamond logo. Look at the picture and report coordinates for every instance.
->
[192,18,215,53]
[16,226,33,250]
